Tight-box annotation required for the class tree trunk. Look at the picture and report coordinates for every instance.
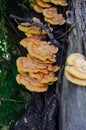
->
[6,0,86,130]
[59,1,86,130]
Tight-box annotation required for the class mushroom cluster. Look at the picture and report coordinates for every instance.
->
[43,7,66,25]
[30,0,67,25]
[18,17,47,37]
[65,53,86,86]
[16,35,60,92]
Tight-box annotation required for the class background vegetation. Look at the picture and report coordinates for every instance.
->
[0,0,30,129]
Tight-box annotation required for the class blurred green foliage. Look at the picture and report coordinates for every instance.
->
[0,0,30,129]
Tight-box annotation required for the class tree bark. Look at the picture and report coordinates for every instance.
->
[59,1,86,130]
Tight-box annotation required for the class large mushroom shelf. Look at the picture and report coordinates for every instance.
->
[16,17,60,92]
[16,0,68,92]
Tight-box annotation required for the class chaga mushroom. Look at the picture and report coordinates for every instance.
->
[44,14,66,25]
[65,53,86,86]
[28,39,58,62]
[33,4,43,13]
[16,73,48,92]
[43,7,57,18]
[50,0,68,6]
[20,35,45,48]
[16,55,59,74]
[65,70,86,87]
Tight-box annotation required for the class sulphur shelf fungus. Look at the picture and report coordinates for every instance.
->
[34,0,51,8]
[43,7,58,18]
[27,39,59,62]
[44,12,66,25]
[16,73,48,92]
[18,17,47,35]
[16,55,59,74]
[33,4,43,13]
[50,0,68,6]
[65,53,86,86]
[20,35,45,48]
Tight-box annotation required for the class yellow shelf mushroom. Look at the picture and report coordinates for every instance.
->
[65,53,86,86]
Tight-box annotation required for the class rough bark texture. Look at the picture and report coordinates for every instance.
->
[59,1,86,130]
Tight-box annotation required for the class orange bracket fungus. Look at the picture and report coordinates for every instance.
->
[43,7,66,25]
[33,4,43,13]
[43,7,58,18]
[27,39,58,62]
[65,53,86,86]
[16,73,48,92]
[50,0,68,6]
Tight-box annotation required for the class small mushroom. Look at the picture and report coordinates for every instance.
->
[66,53,85,66]
[16,73,48,92]
[33,4,43,13]
[18,22,30,32]
[20,35,45,48]
[43,7,58,18]
[65,53,86,86]
[44,14,66,25]
[65,69,86,86]
[50,0,68,6]
[35,0,51,8]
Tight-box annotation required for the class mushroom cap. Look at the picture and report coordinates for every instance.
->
[28,39,58,62]
[20,35,44,48]
[33,4,43,13]
[50,0,68,6]
[35,0,51,8]
[27,54,56,64]
[43,7,57,18]
[29,72,58,84]
[40,72,58,84]
[16,55,59,74]
[18,22,30,32]
[16,73,48,92]
[66,53,85,66]
[44,14,66,25]
[65,69,86,86]
[65,66,86,80]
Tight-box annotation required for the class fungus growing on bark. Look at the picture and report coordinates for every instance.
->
[66,53,85,66]
[29,72,58,84]
[33,4,43,13]
[44,14,66,25]
[18,18,47,35]
[65,70,86,87]
[27,39,58,62]
[35,0,51,8]
[65,53,86,86]
[50,0,68,6]
[43,7,57,18]
[20,35,44,48]
[16,73,48,92]
[16,55,59,74]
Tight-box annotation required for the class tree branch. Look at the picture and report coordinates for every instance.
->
[10,14,63,49]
